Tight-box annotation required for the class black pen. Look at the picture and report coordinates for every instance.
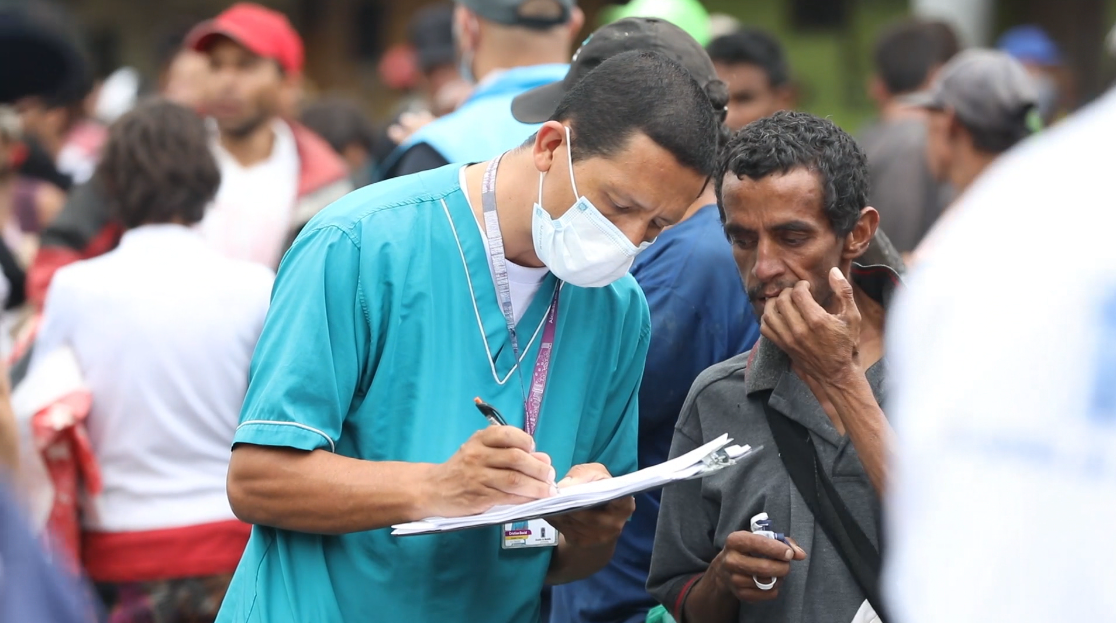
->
[474,397,508,427]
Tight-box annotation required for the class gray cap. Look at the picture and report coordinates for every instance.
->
[457,0,575,29]
[906,49,1039,135]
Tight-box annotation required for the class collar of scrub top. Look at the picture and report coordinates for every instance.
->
[445,159,562,389]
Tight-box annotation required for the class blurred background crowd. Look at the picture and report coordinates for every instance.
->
[0,0,1113,301]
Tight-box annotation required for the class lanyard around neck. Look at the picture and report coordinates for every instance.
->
[480,154,560,437]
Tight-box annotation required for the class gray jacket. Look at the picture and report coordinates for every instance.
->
[647,267,896,623]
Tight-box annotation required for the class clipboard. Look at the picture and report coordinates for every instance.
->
[392,434,759,536]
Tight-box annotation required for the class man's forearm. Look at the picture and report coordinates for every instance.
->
[227,444,436,534]
[825,368,893,495]
[681,573,739,623]
[544,534,616,585]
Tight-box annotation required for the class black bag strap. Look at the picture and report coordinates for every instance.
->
[760,390,889,622]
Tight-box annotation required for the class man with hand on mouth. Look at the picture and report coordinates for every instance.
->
[649,111,899,623]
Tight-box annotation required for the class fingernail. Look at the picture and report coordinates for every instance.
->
[785,548,794,561]
[548,467,556,483]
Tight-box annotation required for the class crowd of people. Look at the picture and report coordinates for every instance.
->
[0,1,1113,622]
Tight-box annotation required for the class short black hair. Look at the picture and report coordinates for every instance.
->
[873,19,960,95]
[550,50,720,179]
[96,98,220,229]
[716,111,868,237]
[300,98,377,155]
[706,28,790,88]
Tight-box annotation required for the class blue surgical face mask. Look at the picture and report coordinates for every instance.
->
[457,49,475,85]
[530,126,652,288]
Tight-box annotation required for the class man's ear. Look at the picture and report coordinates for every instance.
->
[567,7,586,39]
[921,63,944,92]
[282,68,303,91]
[842,207,880,260]
[532,120,567,174]
[946,109,966,143]
[279,71,303,117]
[453,6,479,53]
[776,83,797,112]
[867,75,888,107]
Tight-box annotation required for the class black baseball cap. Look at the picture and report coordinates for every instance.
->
[512,17,722,123]
[458,0,575,30]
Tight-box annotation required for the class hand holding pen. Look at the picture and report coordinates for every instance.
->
[417,398,559,519]
[474,398,559,490]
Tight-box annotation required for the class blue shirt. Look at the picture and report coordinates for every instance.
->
[0,482,94,623]
[549,204,760,623]
[216,164,649,623]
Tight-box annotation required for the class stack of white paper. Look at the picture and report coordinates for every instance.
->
[392,433,756,536]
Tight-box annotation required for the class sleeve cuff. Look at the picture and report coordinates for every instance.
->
[672,573,705,622]
[233,420,336,452]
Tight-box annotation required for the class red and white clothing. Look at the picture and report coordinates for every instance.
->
[201,119,301,268]
[31,224,274,582]
[27,119,351,307]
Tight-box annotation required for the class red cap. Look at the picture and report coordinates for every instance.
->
[186,3,304,75]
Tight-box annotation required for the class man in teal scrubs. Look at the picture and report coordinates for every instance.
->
[216,50,722,623]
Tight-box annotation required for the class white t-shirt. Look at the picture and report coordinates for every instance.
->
[201,119,300,268]
[460,167,548,324]
[31,224,274,532]
[885,89,1116,622]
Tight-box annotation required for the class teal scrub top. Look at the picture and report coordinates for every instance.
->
[216,164,650,623]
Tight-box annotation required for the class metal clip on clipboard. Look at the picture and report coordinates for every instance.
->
[698,443,762,473]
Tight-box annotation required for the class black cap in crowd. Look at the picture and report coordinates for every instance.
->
[512,17,722,124]
[0,8,86,104]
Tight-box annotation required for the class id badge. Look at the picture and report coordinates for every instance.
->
[501,518,559,549]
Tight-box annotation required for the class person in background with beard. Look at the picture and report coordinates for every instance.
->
[185,3,350,269]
